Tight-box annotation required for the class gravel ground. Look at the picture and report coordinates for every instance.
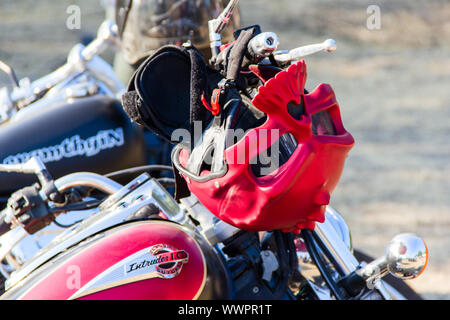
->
[0,0,448,299]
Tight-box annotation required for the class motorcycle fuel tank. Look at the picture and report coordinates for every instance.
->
[0,95,147,200]
[1,220,232,300]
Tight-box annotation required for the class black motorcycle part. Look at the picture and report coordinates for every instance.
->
[337,269,367,297]
[301,229,347,300]
[122,45,226,143]
[125,203,162,221]
[222,231,295,300]
[233,25,262,40]
[7,185,53,234]
[0,95,147,200]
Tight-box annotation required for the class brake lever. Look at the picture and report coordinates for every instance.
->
[274,39,337,65]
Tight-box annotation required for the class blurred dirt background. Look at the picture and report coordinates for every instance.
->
[0,0,448,299]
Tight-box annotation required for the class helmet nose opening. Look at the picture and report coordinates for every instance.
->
[311,109,337,136]
[287,97,337,137]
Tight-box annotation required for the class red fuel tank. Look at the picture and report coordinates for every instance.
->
[2,220,231,300]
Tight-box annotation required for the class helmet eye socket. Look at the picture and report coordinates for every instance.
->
[287,99,305,121]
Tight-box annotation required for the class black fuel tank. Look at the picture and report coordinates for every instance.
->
[0,95,147,199]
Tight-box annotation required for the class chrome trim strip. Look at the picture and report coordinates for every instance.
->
[379,281,407,300]
[54,172,122,195]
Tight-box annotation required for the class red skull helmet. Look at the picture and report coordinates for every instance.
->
[173,60,354,233]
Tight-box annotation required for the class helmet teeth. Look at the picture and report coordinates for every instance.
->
[282,226,302,234]
[307,221,317,230]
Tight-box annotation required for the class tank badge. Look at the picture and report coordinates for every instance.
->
[125,244,189,278]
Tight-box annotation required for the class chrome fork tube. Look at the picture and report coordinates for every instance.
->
[313,214,392,300]
[314,218,359,274]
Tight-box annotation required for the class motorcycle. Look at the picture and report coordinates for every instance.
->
[0,0,428,300]
[0,17,173,266]
[0,19,170,204]
[0,157,427,300]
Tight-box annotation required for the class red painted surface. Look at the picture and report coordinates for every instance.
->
[181,61,354,233]
[20,222,205,300]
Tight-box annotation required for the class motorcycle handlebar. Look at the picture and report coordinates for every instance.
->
[80,20,120,62]
[9,20,120,106]
[228,31,279,70]
[236,33,335,70]
[0,172,122,238]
